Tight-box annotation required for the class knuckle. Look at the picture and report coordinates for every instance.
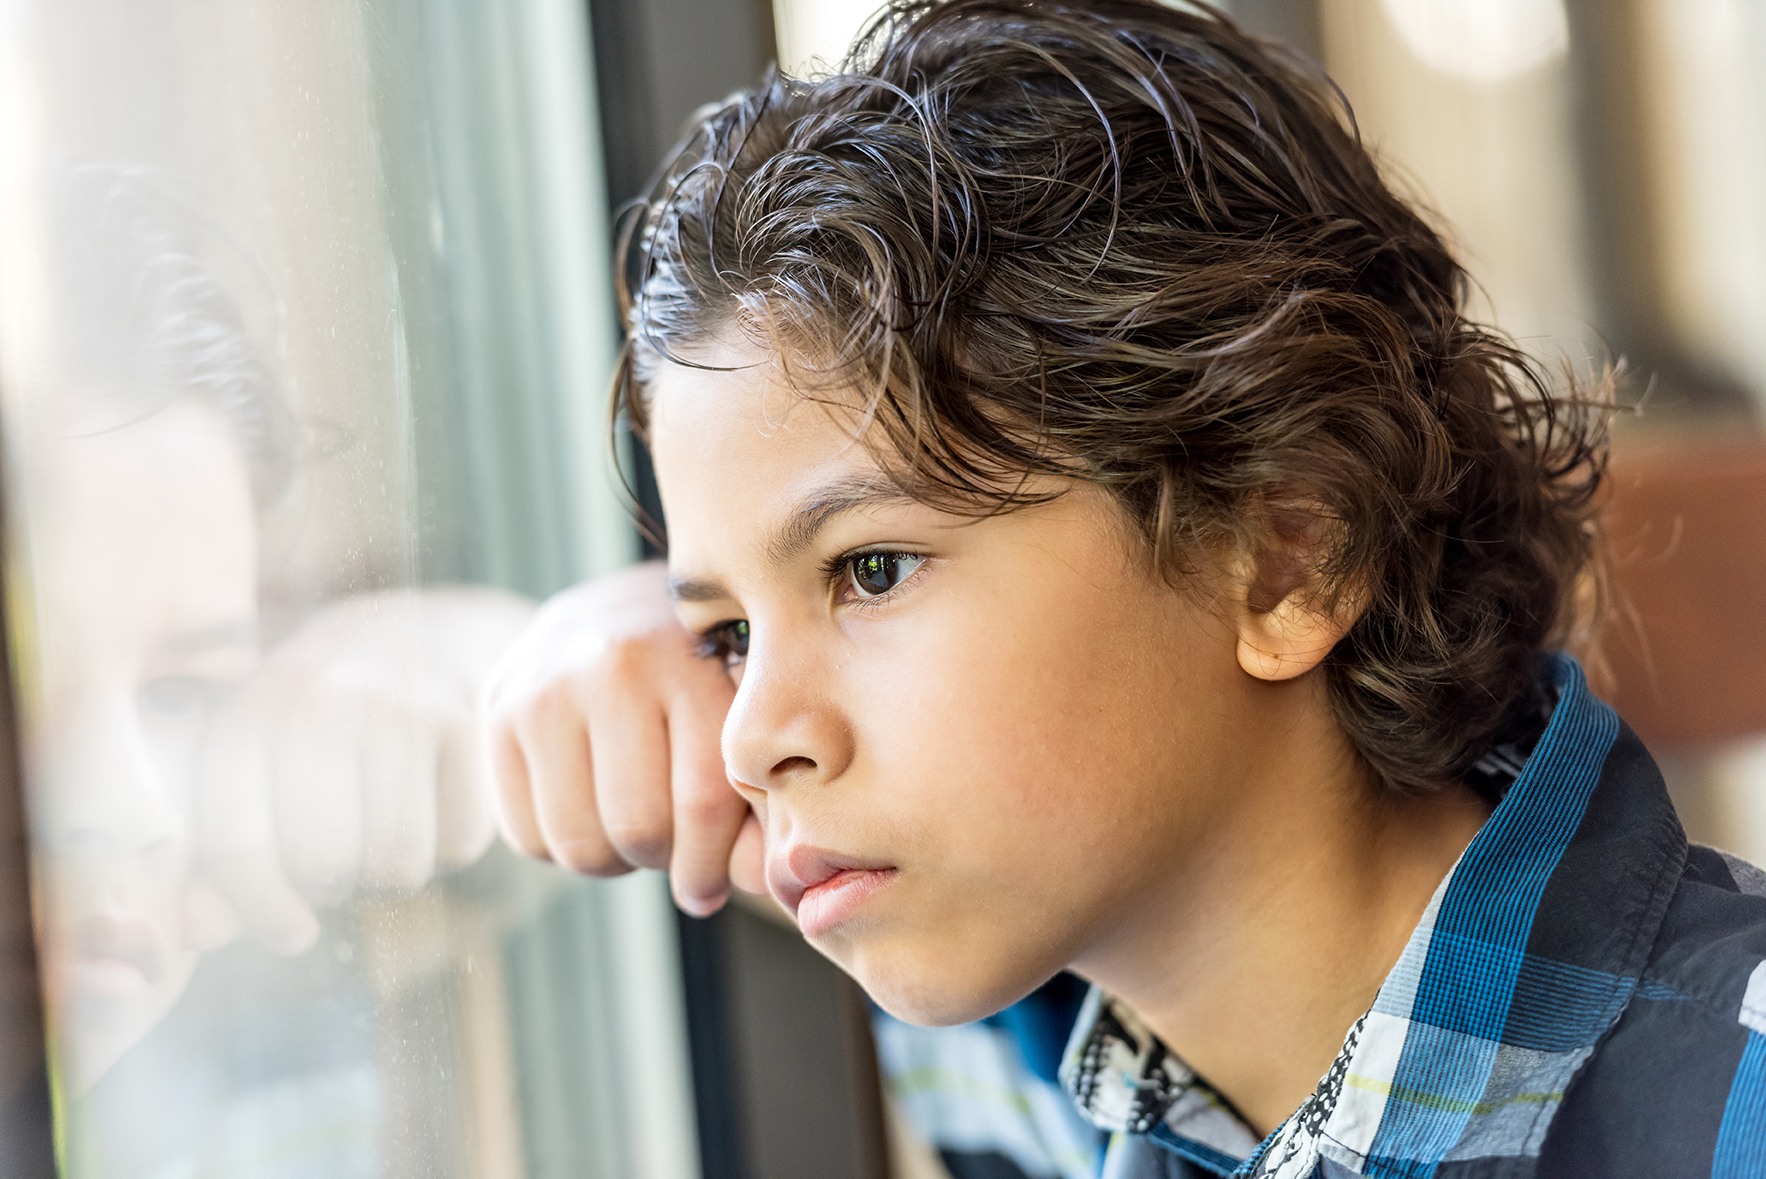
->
[509,835,552,863]
[602,818,671,867]
[596,635,655,685]
[482,679,521,724]
[550,836,630,877]
[524,678,578,723]
[494,674,582,729]
[500,821,551,861]
[482,682,531,730]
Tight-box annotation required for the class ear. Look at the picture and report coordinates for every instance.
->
[1229,515,1366,683]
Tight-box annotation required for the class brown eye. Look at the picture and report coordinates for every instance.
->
[724,619,750,659]
[848,552,923,598]
[698,619,750,668]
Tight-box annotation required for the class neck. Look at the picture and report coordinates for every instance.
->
[1069,674,1491,1138]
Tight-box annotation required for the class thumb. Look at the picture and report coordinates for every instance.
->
[728,810,766,896]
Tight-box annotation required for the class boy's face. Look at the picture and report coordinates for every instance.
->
[28,400,259,1089]
[652,344,1260,1025]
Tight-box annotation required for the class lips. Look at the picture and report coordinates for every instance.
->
[65,914,168,999]
[768,844,898,938]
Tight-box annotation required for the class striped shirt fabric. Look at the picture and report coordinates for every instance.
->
[876,654,1766,1178]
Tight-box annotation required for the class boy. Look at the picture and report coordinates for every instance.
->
[486,3,1766,1175]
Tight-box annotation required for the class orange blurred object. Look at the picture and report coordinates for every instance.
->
[1600,439,1766,747]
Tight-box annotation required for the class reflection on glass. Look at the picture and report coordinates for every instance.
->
[0,2,691,1177]
[26,167,279,1095]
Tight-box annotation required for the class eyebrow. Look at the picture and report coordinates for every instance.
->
[668,475,917,604]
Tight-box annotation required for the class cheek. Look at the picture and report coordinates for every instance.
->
[848,575,1231,865]
[818,572,1246,1023]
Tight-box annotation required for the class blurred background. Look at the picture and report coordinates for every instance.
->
[0,1,1761,1178]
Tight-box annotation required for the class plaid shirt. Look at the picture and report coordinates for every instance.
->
[879,654,1766,1178]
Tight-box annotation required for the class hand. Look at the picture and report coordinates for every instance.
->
[483,560,760,915]
[196,587,535,953]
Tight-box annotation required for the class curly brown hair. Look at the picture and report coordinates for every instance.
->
[614,0,1610,792]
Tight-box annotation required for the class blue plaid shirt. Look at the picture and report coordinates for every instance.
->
[877,654,1766,1178]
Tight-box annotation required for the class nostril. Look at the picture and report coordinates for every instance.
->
[771,755,816,777]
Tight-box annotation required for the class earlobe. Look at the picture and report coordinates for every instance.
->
[1229,527,1365,683]
[1234,597,1349,682]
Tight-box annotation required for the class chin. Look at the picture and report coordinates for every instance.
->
[51,944,198,1093]
[836,937,1053,1028]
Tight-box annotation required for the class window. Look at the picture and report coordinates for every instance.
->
[0,1,695,1175]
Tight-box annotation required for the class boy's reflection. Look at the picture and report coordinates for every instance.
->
[32,396,259,1090]
[24,167,525,1108]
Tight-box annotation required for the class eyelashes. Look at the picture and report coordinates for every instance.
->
[695,547,930,669]
[819,546,929,606]
[841,550,926,599]
[695,618,749,666]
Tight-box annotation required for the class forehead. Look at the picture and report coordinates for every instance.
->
[35,401,258,637]
[646,340,860,452]
[647,347,895,548]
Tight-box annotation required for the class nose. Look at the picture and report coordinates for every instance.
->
[720,631,854,799]
[35,685,187,858]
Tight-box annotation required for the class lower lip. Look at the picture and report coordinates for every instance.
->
[70,956,153,1000]
[796,868,898,938]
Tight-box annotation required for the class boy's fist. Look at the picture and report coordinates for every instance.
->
[483,561,757,915]
[197,587,534,953]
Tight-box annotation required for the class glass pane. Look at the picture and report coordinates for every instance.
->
[0,1,694,1176]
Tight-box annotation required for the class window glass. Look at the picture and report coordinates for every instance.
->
[0,1,694,1176]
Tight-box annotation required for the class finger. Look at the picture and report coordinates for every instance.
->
[520,700,631,876]
[357,703,438,893]
[436,705,498,870]
[728,810,766,896]
[590,690,674,870]
[667,682,747,915]
[271,694,364,906]
[490,721,547,859]
[196,714,321,955]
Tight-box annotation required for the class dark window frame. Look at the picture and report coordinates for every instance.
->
[0,485,57,1177]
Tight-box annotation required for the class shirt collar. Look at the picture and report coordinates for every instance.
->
[1058,653,1688,1177]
